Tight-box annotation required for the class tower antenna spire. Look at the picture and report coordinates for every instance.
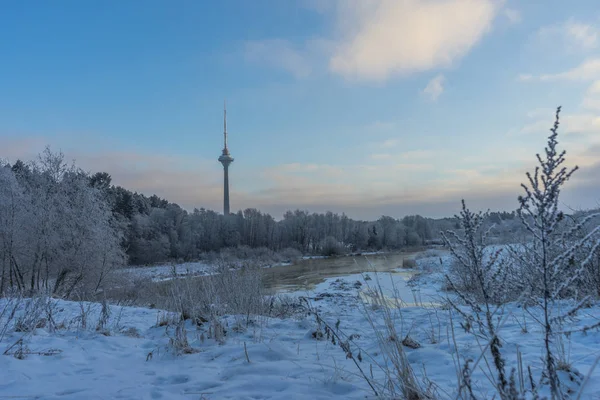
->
[223,100,228,150]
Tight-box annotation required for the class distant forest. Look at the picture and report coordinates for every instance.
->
[89,176,529,265]
[2,149,529,269]
[91,174,534,264]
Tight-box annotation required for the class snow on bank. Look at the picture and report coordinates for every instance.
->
[119,261,215,281]
[301,255,328,260]
[120,260,294,282]
[2,252,599,399]
[294,258,600,398]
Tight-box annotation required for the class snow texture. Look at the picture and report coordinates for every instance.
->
[2,253,599,399]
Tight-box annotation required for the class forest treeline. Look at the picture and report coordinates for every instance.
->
[2,148,528,275]
[89,175,525,265]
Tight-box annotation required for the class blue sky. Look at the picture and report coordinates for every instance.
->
[1,0,599,219]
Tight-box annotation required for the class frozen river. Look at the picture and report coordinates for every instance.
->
[263,251,422,292]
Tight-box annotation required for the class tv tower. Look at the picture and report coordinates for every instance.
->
[218,101,234,215]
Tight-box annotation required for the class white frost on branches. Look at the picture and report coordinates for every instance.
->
[0,147,124,297]
[516,106,599,399]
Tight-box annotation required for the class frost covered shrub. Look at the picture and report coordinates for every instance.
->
[441,202,527,399]
[14,296,49,333]
[197,246,299,267]
[167,320,198,355]
[320,236,345,256]
[442,206,518,305]
[266,295,306,319]
[165,262,268,329]
[514,107,599,300]
[215,247,240,263]
[405,231,422,246]
[249,246,276,262]
[0,296,22,342]
[445,257,478,295]
[443,107,600,399]
[565,212,600,298]
[515,107,600,398]
[214,263,266,319]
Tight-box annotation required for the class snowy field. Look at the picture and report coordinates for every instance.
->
[2,253,600,399]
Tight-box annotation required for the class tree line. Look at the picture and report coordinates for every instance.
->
[1,147,532,291]
[103,178,455,264]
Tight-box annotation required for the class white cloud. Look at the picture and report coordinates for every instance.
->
[244,39,314,78]
[381,138,399,148]
[276,163,344,177]
[583,80,600,110]
[564,19,598,50]
[364,121,397,133]
[366,139,400,156]
[526,108,556,119]
[503,8,521,24]
[4,135,595,220]
[370,153,392,160]
[399,150,436,160]
[370,149,436,163]
[534,18,599,53]
[247,0,499,81]
[520,113,600,136]
[521,58,600,81]
[517,74,533,82]
[328,0,499,81]
[582,97,600,111]
[587,80,600,94]
[422,74,445,101]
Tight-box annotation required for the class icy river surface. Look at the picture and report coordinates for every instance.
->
[263,251,422,292]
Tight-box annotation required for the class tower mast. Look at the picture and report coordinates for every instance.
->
[223,100,228,152]
[218,101,234,215]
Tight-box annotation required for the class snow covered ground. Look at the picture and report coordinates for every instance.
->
[2,253,600,399]
[119,261,216,282]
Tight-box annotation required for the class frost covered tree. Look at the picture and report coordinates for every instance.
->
[516,107,600,398]
[441,107,600,399]
[0,148,125,297]
[441,201,518,399]
[566,210,600,297]
[0,164,29,293]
